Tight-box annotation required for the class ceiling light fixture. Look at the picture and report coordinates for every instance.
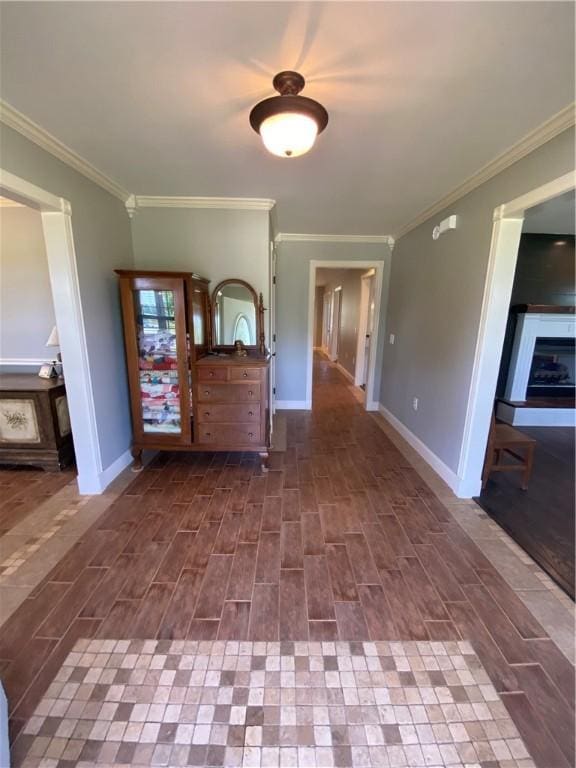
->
[249,71,328,158]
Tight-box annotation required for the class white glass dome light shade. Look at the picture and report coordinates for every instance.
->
[249,72,328,159]
[259,112,319,158]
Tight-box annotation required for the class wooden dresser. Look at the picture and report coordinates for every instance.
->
[0,374,74,471]
[194,354,269,457]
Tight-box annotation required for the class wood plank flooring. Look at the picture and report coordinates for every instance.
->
[1,357,574,766]
[477,425,575,598]
[0,466,75,536]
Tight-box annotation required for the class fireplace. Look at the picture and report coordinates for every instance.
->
[498,305,575,426]
[528,337,575,397]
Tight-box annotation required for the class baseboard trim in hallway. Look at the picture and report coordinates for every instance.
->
[275,400,312,410]
[376,404,473,498]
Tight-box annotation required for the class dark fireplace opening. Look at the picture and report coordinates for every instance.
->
[528,337,575,398]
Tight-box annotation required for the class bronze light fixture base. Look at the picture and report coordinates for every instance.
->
[249,70,329,138]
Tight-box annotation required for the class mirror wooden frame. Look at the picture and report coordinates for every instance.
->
[210,279,266,353]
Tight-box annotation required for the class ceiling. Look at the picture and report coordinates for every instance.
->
[523,189,575,235]
[1,2,574,235]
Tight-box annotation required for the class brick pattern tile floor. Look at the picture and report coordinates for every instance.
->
[1,358,574,767]
[13,639,534,767]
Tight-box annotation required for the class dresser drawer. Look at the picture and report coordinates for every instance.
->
[197,382,260,403]
[197,423,262,445]
[229,367,261,382]
[197,367,227,382]
[197,404,260,423]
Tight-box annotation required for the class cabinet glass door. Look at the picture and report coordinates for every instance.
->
[135,289,182,434]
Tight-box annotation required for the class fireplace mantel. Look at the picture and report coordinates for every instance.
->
[511,304,575,315]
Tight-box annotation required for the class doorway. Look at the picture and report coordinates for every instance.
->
[329,286,342,362]
[457,171,574,498]
[308,260,386,411]
[355,269,376,389]
[473,188,575,596]
[0,169,104,493]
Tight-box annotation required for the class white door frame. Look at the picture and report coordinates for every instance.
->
[269,240,277,419]
[306,260,385,411]
[355,269,375,387]
[0,168,102,494]
[456,170,575,497]
[321,291,331,353]
[328,286,342,362]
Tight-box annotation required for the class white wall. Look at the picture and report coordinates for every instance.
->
[0,204,56,364]
[380,126,575,478]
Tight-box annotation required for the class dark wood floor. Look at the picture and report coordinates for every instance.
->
[477,425,575,599]
[3,358,575,767]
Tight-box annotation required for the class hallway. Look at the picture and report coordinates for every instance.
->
[3,358,574,767]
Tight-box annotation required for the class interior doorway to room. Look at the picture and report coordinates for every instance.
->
[0,194,76,473]
[310,261,384,410]
[356,269,376,390]
[473,187,575,597]
[328,286,342,361]
[0,170,103,494]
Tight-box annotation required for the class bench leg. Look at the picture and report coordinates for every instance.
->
[521,445,535,490]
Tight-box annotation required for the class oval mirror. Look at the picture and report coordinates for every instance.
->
[212,280,259,347]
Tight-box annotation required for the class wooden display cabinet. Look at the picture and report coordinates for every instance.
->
[116,269,270,469]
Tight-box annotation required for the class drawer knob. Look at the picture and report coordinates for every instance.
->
[205,432,211,437]
[248,411,254,416]
[243,372,248,377]
[248,432,253,438]
[209,371,214,377]
[204,411,210,416]
[248,391,253,396]
[204,390,210,395]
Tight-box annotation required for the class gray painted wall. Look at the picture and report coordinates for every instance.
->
[276,241,391,404]
[0,204,56,362]
[131,207,270,311]
[380,127,575,474]
[0,125,134,470]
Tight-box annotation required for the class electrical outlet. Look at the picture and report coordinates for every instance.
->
[389,333,395,344]
[412,397,419,411]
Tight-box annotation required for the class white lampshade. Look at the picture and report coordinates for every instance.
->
[259,112,319,158]
[46,325,59,347]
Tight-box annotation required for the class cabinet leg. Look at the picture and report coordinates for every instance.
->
[259,451,270,473]
[131,448,143,472]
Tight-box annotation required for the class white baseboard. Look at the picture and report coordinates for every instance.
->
[497,401,575,427]
[335,362,355,383]
[366,400,379,412]
[377,404,478,498]
[275,400,312,410]
[77,448,133,495]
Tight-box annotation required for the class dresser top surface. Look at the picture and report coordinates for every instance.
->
[196,353,269,367]
[0,374,65,391]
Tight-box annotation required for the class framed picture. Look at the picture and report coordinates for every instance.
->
[0,399,41,443]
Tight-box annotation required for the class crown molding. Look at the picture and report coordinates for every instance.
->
[394,102,576,240]
[0,100,130,202]
[0,197,24,207]
[276,233,395,247]
[127,195,275,217]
